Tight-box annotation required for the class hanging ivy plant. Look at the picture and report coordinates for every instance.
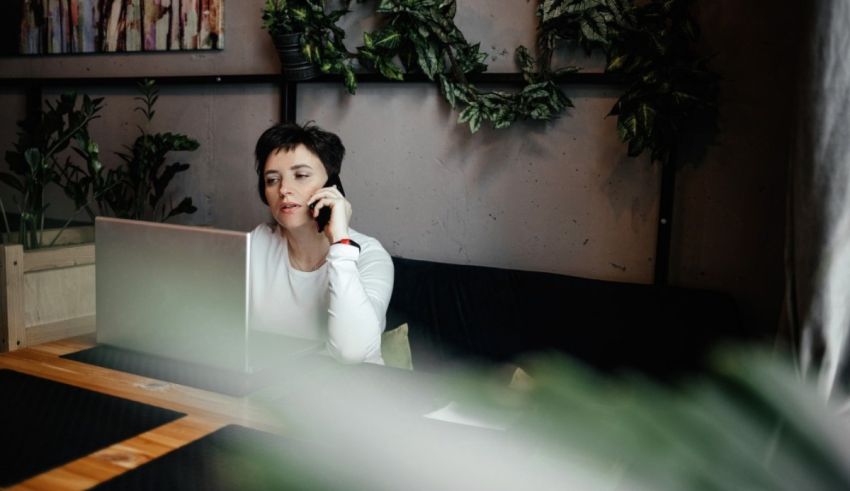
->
[537,0,632,55]
[261,0,718,161]
[262,0,359,92]
[358,0,575,132]
[532,0,718,163]
[261,0,576,132]
[605,1,719,163]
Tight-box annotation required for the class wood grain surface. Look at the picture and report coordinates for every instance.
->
[2,336,286,490]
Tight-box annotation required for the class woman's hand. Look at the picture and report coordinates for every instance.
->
[308,184,352,243]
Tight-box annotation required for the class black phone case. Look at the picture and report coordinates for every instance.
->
[315,206,331,233]
[311,175,343,233]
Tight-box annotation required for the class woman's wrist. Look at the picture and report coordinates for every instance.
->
[328,225,350,244]
[330,233,350,244]
[332,238,361,251]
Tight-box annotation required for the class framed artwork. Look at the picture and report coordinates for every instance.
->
[5,0,223,55]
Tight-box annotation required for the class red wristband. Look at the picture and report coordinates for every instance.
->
[333,238,361,251]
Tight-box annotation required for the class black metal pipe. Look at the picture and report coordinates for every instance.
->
[654,150,677,285]
[0,71,621,88]
[281,81,297,123]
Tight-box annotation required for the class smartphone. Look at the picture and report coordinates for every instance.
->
[309,175,344,233]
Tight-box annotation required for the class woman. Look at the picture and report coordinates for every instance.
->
[250,122,393,364]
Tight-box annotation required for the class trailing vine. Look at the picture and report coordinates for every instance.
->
[262,0,718,162]
[357,1,575,133]
[535,0,719,163]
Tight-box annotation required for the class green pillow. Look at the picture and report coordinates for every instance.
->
[382,323,413,370]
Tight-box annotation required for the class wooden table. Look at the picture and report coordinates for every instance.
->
[0,336,283,490]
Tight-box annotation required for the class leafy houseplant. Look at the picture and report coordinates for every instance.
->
[262,0,357,87]
[260,0,718,161]
[0,81,199,352]
[359,0,574,133]
[1,80,199,249]
[507,0,719,162]
[1,93,103,249]
[260,0,574,130]
[603,0,719,164]
[88,79,199,222]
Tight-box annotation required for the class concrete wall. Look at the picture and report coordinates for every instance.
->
[0,0,801,334]
[299,82,657,280]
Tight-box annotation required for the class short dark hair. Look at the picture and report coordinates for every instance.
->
[254,122,345,204]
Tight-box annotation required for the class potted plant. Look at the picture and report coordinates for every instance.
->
[1,92,103,249]
[0,80,199,352]
[0,92,103,351]
[261,0,357,90]
[63,79,199,223]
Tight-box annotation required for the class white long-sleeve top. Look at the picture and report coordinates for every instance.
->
[249,223,394,364]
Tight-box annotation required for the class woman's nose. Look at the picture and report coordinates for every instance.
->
[278,182,291,197]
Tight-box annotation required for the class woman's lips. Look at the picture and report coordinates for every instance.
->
[279,203,301,215]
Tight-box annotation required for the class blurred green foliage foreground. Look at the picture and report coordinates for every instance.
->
[226,347,850,491]
[515,348,850,490]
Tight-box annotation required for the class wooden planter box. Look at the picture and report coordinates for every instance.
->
[1,227,95,351]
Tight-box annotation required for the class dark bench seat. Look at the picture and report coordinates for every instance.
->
[387,257,742,377]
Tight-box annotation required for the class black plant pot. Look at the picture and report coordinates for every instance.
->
[271,32,320,81]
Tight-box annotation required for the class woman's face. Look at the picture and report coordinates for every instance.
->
[263,144,329,231]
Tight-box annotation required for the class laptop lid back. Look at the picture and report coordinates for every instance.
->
[96,217,251,372]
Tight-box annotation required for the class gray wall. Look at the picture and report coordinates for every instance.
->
[0,0,801,334]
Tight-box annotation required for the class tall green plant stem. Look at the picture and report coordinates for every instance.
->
[46,181,119,248]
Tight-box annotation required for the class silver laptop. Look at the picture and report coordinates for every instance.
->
[95,217,320,373]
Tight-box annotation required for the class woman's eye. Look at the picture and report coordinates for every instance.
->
[295,174,309,179]
[265,177,279,186]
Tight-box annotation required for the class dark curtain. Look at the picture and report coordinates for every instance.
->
[787,0,850,399]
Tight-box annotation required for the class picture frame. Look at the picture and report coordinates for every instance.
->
[4,0,224,55]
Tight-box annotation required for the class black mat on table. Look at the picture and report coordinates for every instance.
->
[0,369,185,487]
[94,424,328,490]
[62,345,273,397]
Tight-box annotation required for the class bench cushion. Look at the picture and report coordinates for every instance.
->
[388,257,741,376]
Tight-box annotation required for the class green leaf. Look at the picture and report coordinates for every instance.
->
[636,102,656,132]
[579,14,605,44]
[376,0,395,12]
[606,0,627,24]
[415,41,442,79]
[438,75,457,107]
[164,197,197,221]
[378,59,405,80]
[618,113,637,140]
[641,71,658,84]
[457,105,477,124]
[516,45,536,75]
[344,68,358,94]
[554,66,580,76]
[493,116,514,129]
[24,148,43,172]
[672,91,700,105]
[607,55,627,72]
[440,0,457,19]
[468,110,482,133]
[542,0,570,23]
[375,30,402,49]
